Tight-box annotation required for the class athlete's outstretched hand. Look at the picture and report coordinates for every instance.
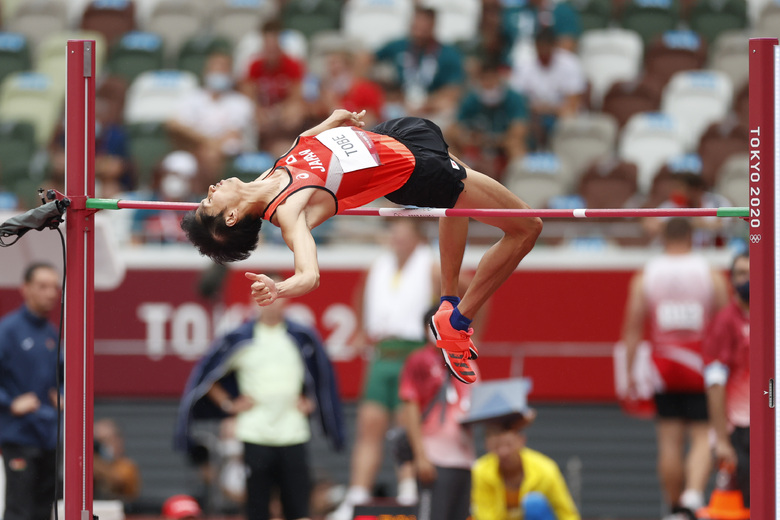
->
[245,272,279,307]
[329,109,366,128]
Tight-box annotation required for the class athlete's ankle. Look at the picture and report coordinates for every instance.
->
[440,295,460,306]
[449,305,472,331]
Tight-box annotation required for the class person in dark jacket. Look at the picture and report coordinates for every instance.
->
[174,283,344,520]
[0,263,62,520]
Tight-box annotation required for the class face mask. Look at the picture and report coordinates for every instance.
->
[479,86,505,106]
[205,73,233,92]
[734,280,749,304]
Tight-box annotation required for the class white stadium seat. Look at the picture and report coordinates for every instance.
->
[124,69,199,123]
[661,70,733,151]
[579,28,644,108]
[342,0,414,51]
[619,112,686,193]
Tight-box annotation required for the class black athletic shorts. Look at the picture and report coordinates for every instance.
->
[653,392,709,421]
[371,117,467,209]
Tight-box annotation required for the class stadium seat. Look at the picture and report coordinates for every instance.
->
[0,33,31,86]
[579,28,644,108]
[602,77,664,128]
[756,1,780,37]
[697,120,748,187]
[146,0,206,59]
[750,0,771,25]
[688,0,747,45]
[0,120,36,171]
[36,31,107,93]
[0,72,63,147]
[342,0,414,51]
[643,30,707,87]
[305,32,362,77]
[1,0,26,23]
[281,0,343,40]
[572,0,614,31]
[126,122,172,188]
[713,152,747,206]
[708,29,750,92]
[619,0,680,46]
[107,31,165,83]
[660,70,733,150]
[6,0,67,53]
[211,0,278,47]
[551,112,619,185]
[618,111,686,192]
[419,0,480,45]
[578,157,639,209]
[504,152,571,208]
[80,0,137,48]
[124,70,199,124]
[225,152,275,182]
[177,35,233,79]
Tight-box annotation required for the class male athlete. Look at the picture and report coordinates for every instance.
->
[181,109,542,383]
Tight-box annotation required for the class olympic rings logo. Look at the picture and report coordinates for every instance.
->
[750,234,762,244]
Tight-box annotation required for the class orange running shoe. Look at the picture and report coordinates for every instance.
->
[430,302,478,384]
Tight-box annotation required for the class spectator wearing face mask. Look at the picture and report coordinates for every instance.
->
[167,51,256,180]
[447,60,528,182]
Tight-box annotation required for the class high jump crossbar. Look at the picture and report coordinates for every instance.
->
[62,38,778,520]
[85,198,749,219]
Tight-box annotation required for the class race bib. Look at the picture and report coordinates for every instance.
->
[315,127,380,173]
[656,302,704,331]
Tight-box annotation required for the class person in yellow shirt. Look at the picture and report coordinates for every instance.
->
[471,413,580,520]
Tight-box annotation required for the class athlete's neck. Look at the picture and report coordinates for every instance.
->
[240,174,284,218]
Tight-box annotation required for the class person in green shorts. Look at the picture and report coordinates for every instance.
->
[330,219,437,520]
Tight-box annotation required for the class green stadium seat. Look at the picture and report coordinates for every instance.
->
[107,31,165,83]
[570,0,614,32]
[0,33,31,86]
[126,122,171,188]
[176,35,233,79]
[0,120,36,171]
[620,0,680,46]
[688,0,747,45]
[282,0,343,40]
[36,31,107,95]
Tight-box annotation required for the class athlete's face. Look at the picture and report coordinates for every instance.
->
[200,178,241,222]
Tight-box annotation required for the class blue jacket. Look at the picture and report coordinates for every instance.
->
[0,305,61,450]
[174,319,345,452]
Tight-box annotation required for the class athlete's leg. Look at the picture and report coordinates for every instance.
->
[439,217,469,297]
[682,421,711,507]
[450,166,542,320]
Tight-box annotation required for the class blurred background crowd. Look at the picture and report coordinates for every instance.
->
[0,0,762,248]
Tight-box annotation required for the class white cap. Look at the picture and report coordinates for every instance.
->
[161,151,198,178]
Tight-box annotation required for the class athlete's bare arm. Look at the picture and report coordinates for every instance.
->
[300,109,366,137]
[621,272,647,396]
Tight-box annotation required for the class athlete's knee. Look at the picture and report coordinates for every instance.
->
[508,217,543,242]
[522,492,556,520]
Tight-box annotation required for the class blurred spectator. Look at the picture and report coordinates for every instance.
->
[397,307,475,520]
[241,19,308,157]
[703,253,750,506]
[0,263,62,520]
[93,418,141,502]
[621,218,729,519]
[167,52,255,180]
[308,44,385,130]
[509,27,585,150]
[461,1,515,80]
[643,158,732,248]
[0,168,19,209]
[501,0,582,54]
[470,410,579,520]
[330,220,437,520]
[174,278,345,520]
[161,494,202,520]
[447,60,528,181]
[374,6,466,126]
[131,151,198,244]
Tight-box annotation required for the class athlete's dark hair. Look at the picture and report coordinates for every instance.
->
[181,210,262,264]
[662,217,692,243]
[23,262,56,283]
